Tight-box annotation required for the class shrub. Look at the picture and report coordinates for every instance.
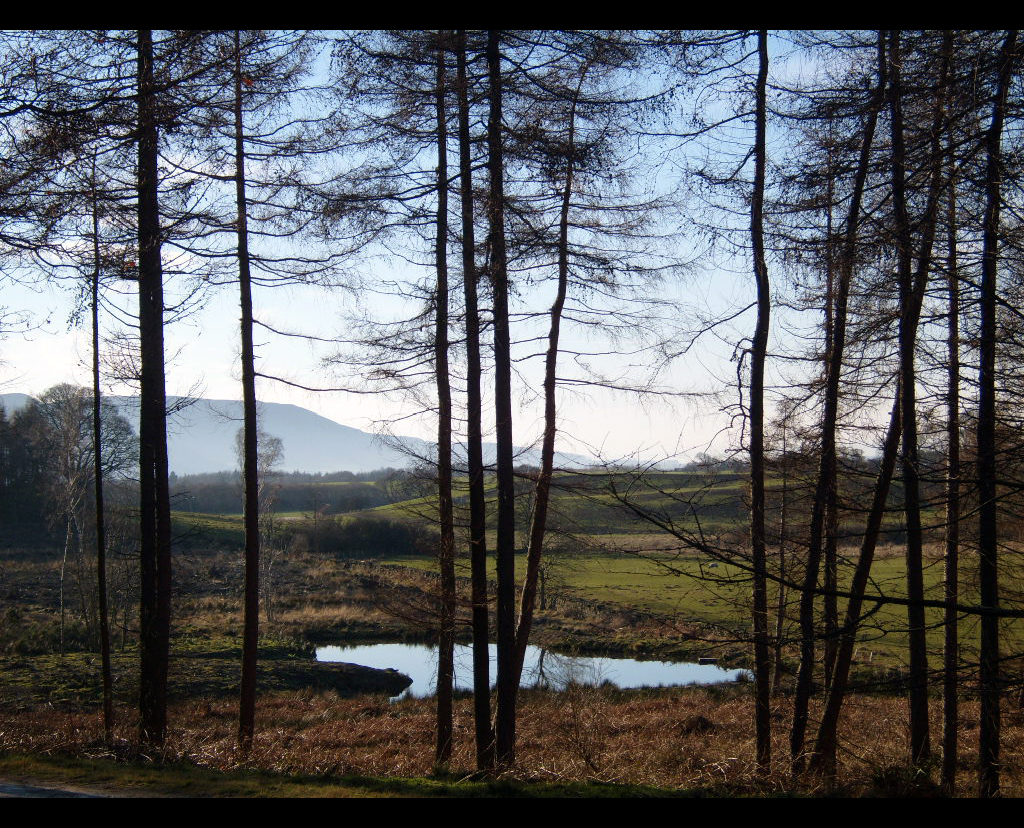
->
[288,516,434,559]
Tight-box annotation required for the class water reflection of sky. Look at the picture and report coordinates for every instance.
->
[316,642,750,699]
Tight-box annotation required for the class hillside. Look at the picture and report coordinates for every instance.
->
[0,392,592,475]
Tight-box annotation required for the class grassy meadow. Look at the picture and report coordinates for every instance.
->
[166,466,1024,672]
[4,465,1023,796]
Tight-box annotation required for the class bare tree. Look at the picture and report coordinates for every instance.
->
[28,385,134,653]
[231,28,261,753]
[976,28,1018,799]
[455,29,495,772]
[941,144,961,793]
[486,28,518,770]
[135,29,174,747]
[745,30,773,776]
[431,30,457,767]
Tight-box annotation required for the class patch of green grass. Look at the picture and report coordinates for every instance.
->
[172,512,244,545]
[379,552,748,623]
[378,545,1024,671]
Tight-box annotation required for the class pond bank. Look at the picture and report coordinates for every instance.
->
[0,637,412,708]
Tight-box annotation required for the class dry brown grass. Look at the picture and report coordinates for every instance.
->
[273,603,389,626]
[5,547,1024,796]
[2,688,1022,796]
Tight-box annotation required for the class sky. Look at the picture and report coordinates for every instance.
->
[0,256,751,468]
[0,31,826,471]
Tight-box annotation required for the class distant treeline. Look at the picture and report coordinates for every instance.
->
[0,390,135,536]
[168,467,420,516]
[284,515,435,559]
[0,404,51,528]
[170,468,408,486]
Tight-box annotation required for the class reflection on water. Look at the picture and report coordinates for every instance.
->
[316,642,750,698]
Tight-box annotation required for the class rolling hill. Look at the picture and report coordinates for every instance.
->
[0,392,592,475]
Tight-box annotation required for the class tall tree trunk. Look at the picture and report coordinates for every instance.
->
[455,29,494,772]
[433,31,457,768]
[511,68,582,692]
[487,29,516,770]
[811,30,951,775]
[748,30,772,777]
[822,160,839,691]
[234,30,262,753]
[977,28,1017,800]
[888,29,931,767]
[941,147,960,794]
[91,167,113,740]
[798,31,888,776]
[137,28,172,747]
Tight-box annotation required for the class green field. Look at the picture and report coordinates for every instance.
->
[171,465,1021,671]
[377,545,1024,669]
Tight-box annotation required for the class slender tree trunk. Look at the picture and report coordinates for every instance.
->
[433,32,457,768]
[455,29,494,772]
[888,29,931,767]
[813,32,952,775]
[822,505,839,688]
[977,28,1017,800]
[748,30,772,777]
[941,149,960,794]
[91,175,113,739]
[137,28,172,747]
[487,29,516,770]
[799,31,888,776]
[810,387,902,776]
[822,164,839,692]
[511,71,582,691]
[234,30,262,753]
[72,511,91,641]
[772,423,787,695]
[60,514,71,658]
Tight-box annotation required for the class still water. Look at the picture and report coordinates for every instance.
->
[316,642,750,698]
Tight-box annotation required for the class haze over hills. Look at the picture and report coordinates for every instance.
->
[115,396,429,475]
[0,392,593,475]
[0,392,33,414]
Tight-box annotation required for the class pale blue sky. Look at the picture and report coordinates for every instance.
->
[0,31,840,469]
[0,248,751,466]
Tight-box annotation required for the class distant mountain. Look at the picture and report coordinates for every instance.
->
[0,392,33,414]
[0,392,592,475]
[113,396,436,475]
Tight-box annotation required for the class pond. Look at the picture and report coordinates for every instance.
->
[316,641,750,699]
